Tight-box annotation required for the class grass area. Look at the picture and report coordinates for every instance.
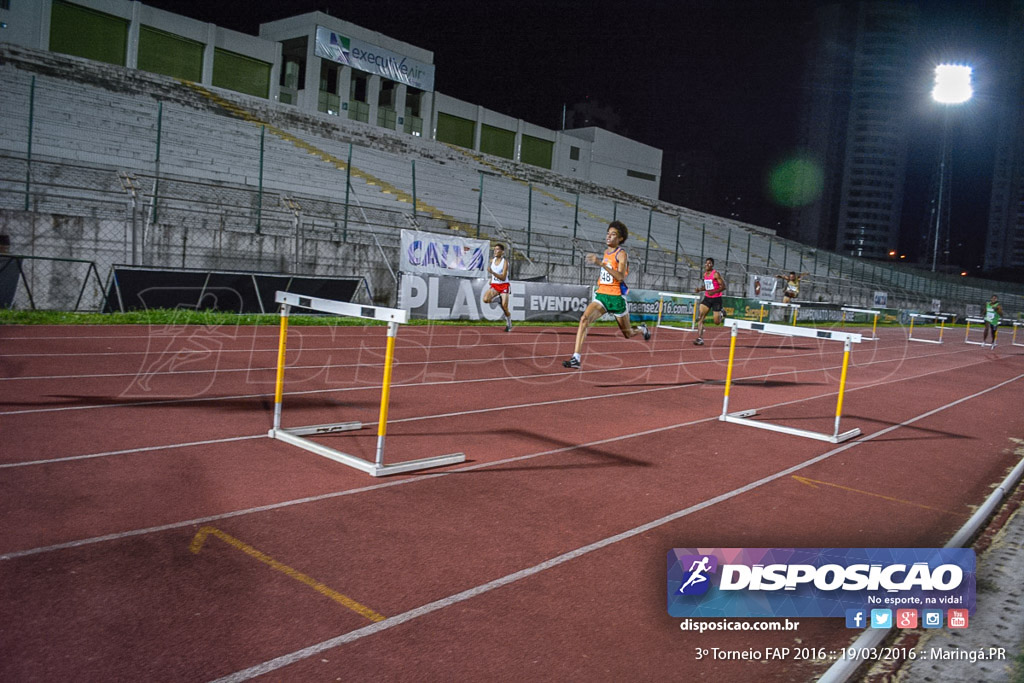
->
[1014,646,1024,683]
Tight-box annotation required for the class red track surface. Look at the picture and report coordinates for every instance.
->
[1,321,1022,682]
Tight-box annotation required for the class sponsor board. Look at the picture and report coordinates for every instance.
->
[748,274,779,299]
[399,230,488,278]
[399,274,591,321]
[667,548,975,618]
[315,27,435,91]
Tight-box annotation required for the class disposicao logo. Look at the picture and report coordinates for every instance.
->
[667,548,975,619]
[675,555,718,596]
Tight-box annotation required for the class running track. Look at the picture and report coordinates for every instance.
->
[1,320,1022,681]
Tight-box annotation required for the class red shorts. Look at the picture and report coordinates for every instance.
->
[489,282,510,294]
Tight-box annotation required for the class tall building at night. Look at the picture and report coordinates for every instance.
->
[791,2,918,259]
[983,1,1024,271]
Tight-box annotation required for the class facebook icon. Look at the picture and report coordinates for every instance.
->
[845,609,866,629]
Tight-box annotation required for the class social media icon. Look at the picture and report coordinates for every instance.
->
[948,609,968,629]
[870,609,892,628]
[845,609,866,629]
[922,609,943,628]
[896,609,917,628]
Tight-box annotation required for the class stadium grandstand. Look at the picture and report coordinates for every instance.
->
[0,0,1022,316]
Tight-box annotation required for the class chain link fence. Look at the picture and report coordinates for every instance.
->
[1,53,1022,315]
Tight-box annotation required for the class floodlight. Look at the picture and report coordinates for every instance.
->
[932,64,973,104]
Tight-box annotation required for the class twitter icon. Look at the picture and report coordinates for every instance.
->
[870,609,892,628]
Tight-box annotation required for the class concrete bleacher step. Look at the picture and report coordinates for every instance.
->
[1,42,821,282]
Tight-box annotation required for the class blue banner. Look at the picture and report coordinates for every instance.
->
[668,548,975,618]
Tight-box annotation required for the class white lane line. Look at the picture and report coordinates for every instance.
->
[0,343,980,417]
[0,435,265,469]
[0,334,922,383]
[3,370,1019,562]
[0,349,1000,467]
[208,372,1024,683]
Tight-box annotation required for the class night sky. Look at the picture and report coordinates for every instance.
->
[142,0,1016,271]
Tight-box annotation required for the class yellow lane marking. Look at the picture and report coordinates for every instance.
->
[791,476,966,517]
[189,526,385,622]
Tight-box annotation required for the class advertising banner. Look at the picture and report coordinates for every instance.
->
[873,291,888,307]
[400,273,591,321]
[668,547,975,619]
[399,230,488,278]
[748,274,778,299]
[315,27,436,91]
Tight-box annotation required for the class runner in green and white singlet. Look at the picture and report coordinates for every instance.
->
[983,294,1003,348]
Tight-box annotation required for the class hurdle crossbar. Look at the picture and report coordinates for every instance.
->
[269,291,465,477]
[963,317,986,346]
[757,300,800,326]
[840,307,880,341]
[655,292,701,332]
[908,313,948,344]
[719,318,862,443]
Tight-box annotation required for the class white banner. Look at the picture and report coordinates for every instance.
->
[399,274,591,321]
[747,274,777,299]
[873,291,888,308]
[315,27,435,91]
[399,230,488,278]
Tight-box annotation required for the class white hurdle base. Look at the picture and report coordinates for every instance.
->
[718,318,862,444]
[840,307,880,341]
[720,410,861,444]
[270,291,466,477]
[269,428,465,477]
[656,292,700,332]
[908,314,947,344]
[964,317,986,346]
[280,421,362,436]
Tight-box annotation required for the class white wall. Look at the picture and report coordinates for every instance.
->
[563,127,662,198]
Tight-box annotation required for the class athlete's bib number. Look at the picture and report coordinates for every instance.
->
[599,268,615,285]
[703,277,716,291]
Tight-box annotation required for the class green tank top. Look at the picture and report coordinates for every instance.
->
[985,301,1001,325]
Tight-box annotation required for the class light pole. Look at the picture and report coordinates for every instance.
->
[929,64,972,272]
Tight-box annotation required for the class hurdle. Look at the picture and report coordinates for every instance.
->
[269,291,466,477]
[655,292,701,332]
[840,307,880,341]
[907,313,948,344]
[719,318,862,443]
[1014,321,1024,347]
[963,317,987,346]
[757,300,800,326]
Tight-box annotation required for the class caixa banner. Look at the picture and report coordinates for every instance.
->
[399,273,590,321]
[667,548,975,618]
[400,230,488,278]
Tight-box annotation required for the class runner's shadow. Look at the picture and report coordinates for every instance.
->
[750,413,967,441]
[699,379,822,387]
[595,380,703,388]
[426,427,652,472]
[830,415,969,441]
